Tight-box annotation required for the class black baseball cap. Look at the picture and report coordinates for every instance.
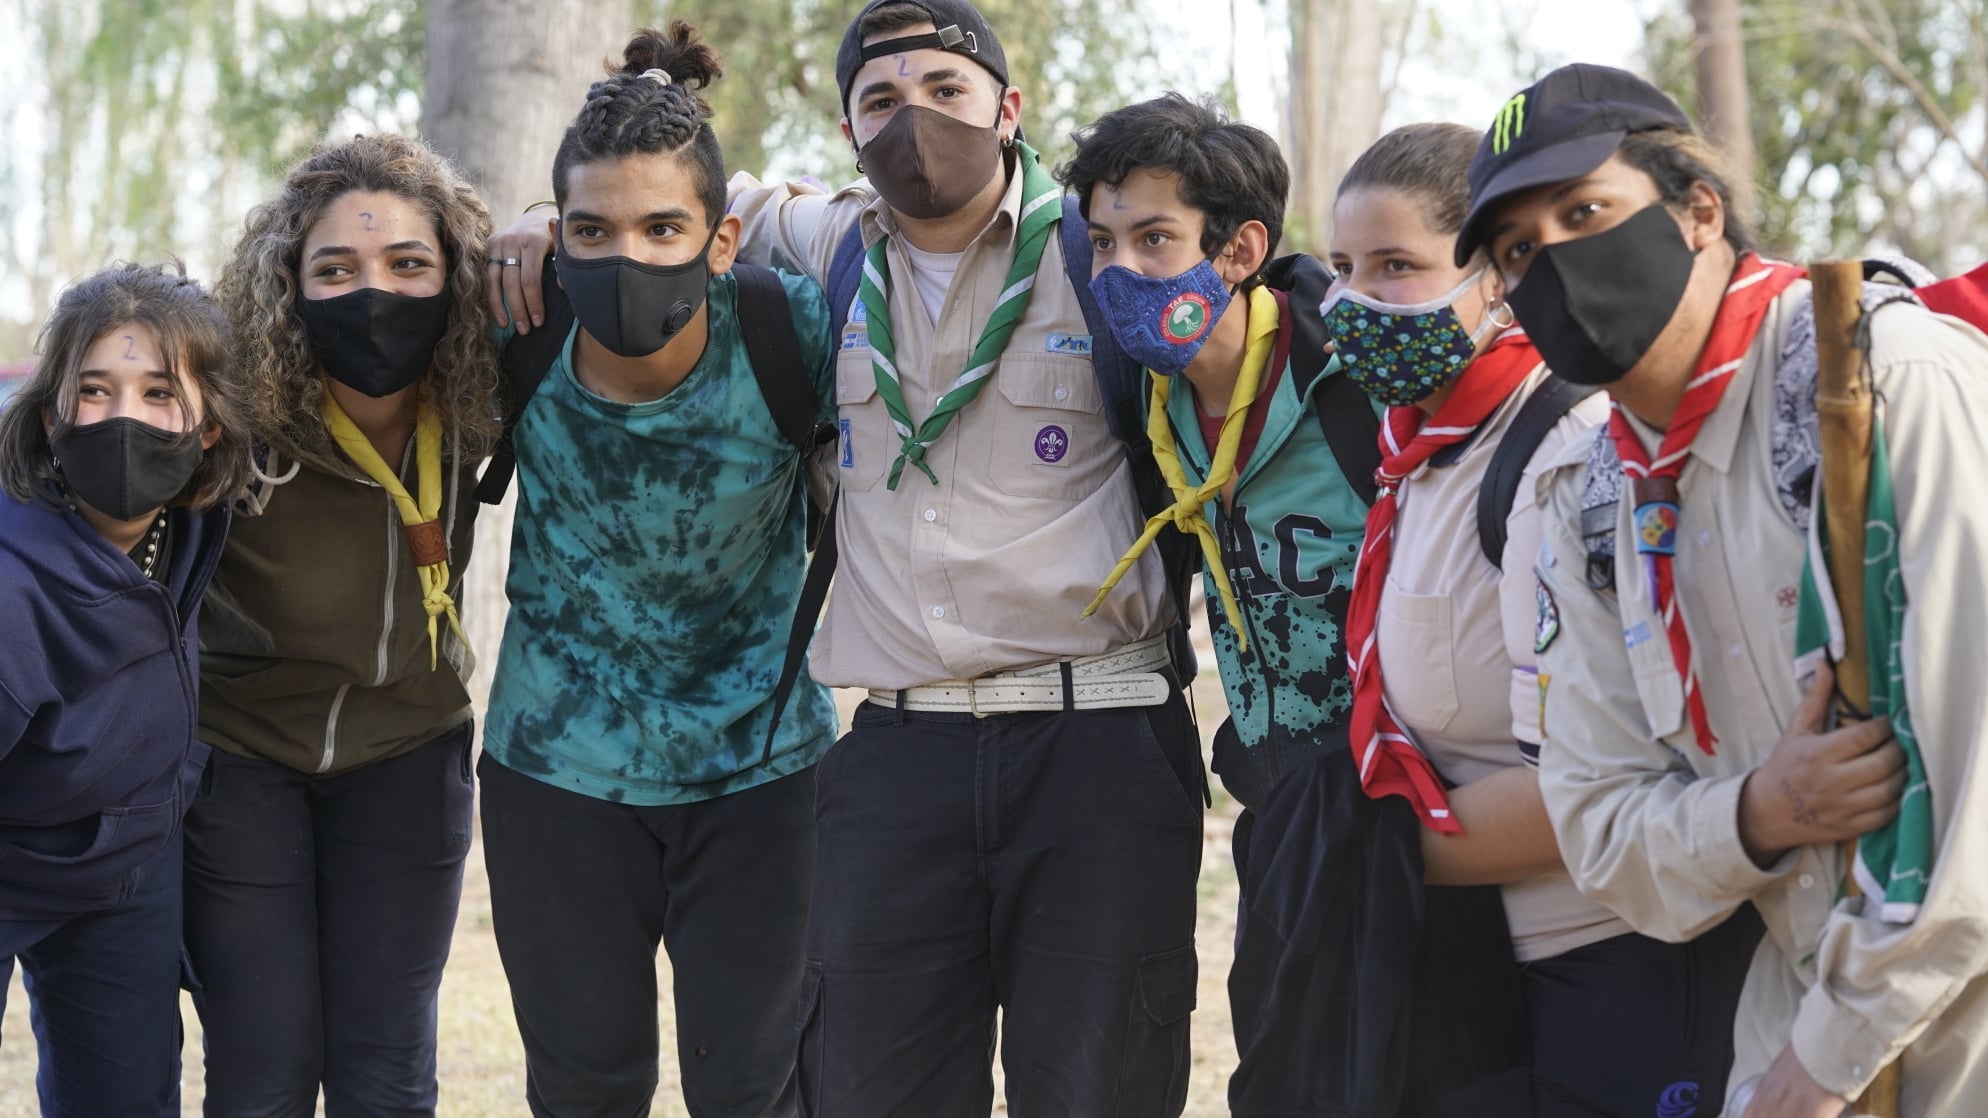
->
[1453,63,1691,266]
[836,0,1009,119]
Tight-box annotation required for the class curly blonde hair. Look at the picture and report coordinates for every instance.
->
[215,133,501,466]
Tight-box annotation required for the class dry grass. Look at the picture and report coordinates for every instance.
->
[0,679,1242,1117]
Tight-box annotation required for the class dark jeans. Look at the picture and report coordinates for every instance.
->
[478,755,818,1118]
[1524,906,1765,1117]
[0,829,187,1118]
[799,692,1205,1118]
[182,723,475,1117]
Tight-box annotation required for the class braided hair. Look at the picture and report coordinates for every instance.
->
[551,21,727,227]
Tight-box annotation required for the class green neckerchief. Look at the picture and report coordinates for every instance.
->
[859,140,1061,488]
[1795,425,1928,922]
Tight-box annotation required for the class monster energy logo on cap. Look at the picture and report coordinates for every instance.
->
[1492,92,1527,154]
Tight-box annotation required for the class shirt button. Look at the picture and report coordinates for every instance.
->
[1728,643,1745,661]
[930,606,946,619]
[1697,530,1713,547]
[923,508,937,523]
[1053,385,1069,401]
[1799,874,1816,889]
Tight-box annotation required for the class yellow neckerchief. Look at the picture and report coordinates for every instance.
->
[1082,285,1279,650]
[322,387,466,670]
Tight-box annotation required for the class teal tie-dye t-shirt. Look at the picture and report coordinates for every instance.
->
[484,268,838,805]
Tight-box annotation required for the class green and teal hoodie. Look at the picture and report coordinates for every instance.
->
[1165,268,1374,808]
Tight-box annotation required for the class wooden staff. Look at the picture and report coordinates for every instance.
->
[1811,259,1902,1117]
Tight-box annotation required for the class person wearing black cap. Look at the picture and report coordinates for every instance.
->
[722,3,1202,1116]
[1464,62,1988,1118]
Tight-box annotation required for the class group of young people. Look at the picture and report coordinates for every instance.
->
[4,2,1987,1117]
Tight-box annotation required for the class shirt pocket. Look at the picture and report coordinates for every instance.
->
[985,355,1113,502]
[833,350,889,493]
[1625,618,1685,740]
[1377,578,1461,735]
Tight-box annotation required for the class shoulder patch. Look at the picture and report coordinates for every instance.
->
[1534,578,1561,654]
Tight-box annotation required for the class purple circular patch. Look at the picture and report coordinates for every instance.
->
[1034,424,1069,463]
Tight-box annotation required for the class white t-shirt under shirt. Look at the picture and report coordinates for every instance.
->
[900,241,963,326]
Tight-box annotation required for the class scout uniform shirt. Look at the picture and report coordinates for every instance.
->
[1377,363,1623,961]
[728,170,1172,690]
[1532,283,1988,1114]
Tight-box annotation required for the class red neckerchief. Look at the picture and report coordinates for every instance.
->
[1344,328,1541,833]
[1607,254,1804,755]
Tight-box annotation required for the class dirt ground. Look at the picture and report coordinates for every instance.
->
[0,677,1244,1117]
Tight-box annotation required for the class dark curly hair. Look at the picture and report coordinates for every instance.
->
[1057,93,1288,289]
[215,133,501,468]
[551,21,727,227]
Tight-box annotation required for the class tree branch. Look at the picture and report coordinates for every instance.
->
[1828,14,1988,183]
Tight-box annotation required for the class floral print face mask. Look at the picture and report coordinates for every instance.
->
[1320,268,1498,407]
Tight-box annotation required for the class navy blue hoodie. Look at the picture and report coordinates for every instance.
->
[0,490,228,921]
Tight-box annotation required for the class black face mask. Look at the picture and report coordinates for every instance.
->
[1504,203,1699,386]
[52,416,206,521]
[555,224,718,358]
[297,286,452,397]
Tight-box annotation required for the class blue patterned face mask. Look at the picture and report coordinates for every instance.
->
[1090,259,1235,376]
[1320,268,1498,407]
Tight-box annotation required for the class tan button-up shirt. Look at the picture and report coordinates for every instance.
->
[728,171,1171,689]
[1379,361,1624,961]
[1534,284,1988,1113]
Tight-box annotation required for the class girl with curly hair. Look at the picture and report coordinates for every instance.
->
[184,132,500,1114]
[0,260,248,1116]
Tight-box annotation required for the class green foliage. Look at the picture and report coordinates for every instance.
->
[656,0,1154,182]
[1647,0,1988,271]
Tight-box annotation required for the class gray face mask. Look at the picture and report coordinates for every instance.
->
[53,416,204,520]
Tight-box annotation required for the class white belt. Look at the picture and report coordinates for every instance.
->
[868,635,1173,717]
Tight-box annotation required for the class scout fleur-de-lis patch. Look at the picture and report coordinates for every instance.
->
[1492,92,1528,155]
[1161,291,1213,345]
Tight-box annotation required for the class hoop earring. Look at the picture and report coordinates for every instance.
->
[1000,133,1015,149]
[1487,301,1516,329]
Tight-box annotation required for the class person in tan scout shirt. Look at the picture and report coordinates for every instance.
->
[491,3,1199,1115]
[1458,62,1988,1118]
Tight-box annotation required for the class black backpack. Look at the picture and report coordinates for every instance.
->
[475,258,838,763]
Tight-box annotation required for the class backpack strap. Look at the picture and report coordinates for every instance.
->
[764,495,838,765]
[733,263,838,459]
[1059,195,1148,449]
[826,220,868,341]
[478,254,573,505]
[731,263,842,764]
[1265,253,1382,508]
[1474,374,1598,568]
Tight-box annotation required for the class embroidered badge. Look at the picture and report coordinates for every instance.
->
[1634,501,1680,555]
[839,418,854,469]
[1045,332,1093,356]
[1160,291,1212,345]
[1775,585,1799,611]
[841,329,869,352]
[848,296,867,325]
[1034,424,1069,463]
[1624,620,1653,649]
[1534,581,1560,653]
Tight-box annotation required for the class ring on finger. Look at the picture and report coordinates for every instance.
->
[499,257,522,267]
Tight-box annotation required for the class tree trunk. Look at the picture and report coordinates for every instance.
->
[1688,0,1755,184]
[1287,0,1386,253]
[423,0,632,716]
